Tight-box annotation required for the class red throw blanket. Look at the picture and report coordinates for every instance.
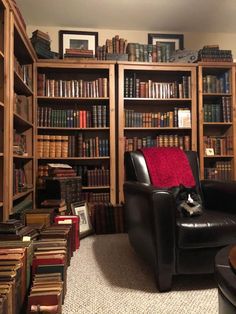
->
[141,147,196,188]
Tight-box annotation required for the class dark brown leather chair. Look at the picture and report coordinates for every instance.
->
[123,150,236,292]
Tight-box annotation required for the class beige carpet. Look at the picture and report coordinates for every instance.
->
[62,234,218,314]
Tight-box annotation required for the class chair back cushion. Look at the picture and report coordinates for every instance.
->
[124,149,201,193]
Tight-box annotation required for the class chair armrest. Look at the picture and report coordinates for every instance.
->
[123,181,176,273]
[201,180,236,212]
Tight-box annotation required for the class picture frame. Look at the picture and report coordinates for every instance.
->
[59,30,98,59]
[148,33,184,56]
[71,201,93,238]
[205,148,215,156]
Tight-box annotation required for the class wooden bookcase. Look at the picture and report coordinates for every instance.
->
[7,7,36,218]
[0,0,10,221]
[117,62,197,202]
[35,60,116,205]
[198,62,236,180]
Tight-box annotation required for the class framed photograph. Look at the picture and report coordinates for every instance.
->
[148,33,184,60]
[71,201,93,238]
[205,148,215,156]
[59,30,98,59]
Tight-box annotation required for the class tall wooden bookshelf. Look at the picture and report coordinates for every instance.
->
[35,60,116,205]
[7,7,36,218]
[0,0,10,221]
[198,62,236,180]
[118,62,197,202]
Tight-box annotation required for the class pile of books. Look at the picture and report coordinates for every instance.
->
[64,48,94,59]
[30,29,59,59]
[198,45,233,62]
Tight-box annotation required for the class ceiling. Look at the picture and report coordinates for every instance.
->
[16,0,236,33]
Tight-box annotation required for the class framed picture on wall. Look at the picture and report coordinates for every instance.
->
[59,30,98,59]
[148,33,184,51]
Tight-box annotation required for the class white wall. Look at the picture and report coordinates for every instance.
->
[26,25,236,60]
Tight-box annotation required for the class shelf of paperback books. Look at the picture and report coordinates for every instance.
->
[36,60,116,205]
[198,62,236,180]
[117,62,197,202]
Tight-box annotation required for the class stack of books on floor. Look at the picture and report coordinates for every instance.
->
[0,208,80,313]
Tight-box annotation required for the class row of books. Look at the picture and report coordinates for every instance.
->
[124,75,191,98]
[127,42,174,63]
[203,135,233,155]
[13,93,30,122]
[204,99,232,123]
[37,74,109,98]
[124,134,191,152]
[64,48,94,59]
[80,192,110,203]
[38,105,108,128]
[96,35,128,60]
[13,130,27,156]
[13,165,30,195]
[14,57,33,90]
[204,161,232,181]
[124,108,191,128]
[37,134,110,158]
[198,46,233,62]
[90,203,125,234]
[202,72,230,94]
[38,164,111,188]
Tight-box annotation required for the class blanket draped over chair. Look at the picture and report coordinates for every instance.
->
[140,147,196,188]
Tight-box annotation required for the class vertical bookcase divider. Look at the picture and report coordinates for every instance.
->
[118,62,197,203]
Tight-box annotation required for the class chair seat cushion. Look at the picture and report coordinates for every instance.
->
[177,210,236,249]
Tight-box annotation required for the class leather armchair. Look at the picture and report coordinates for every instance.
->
[123,150,236,292]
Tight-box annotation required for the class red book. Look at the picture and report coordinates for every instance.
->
[32,255,65,276]
[54,216,80,250]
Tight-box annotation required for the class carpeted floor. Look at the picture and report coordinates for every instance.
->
[62,234,218,314]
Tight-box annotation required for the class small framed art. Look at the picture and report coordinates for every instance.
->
[59,30,98,59]
[148,33,184,51]
[71,201,93,238]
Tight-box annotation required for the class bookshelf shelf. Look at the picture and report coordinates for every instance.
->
[124,97,192,101]
[0,101,4,108]
[124,127,192,130]
[37,127,110,131]
[0,202,3,207]
[0,51,4,58]
[198,63,236,181]
[36,60,116,204]
[14,71,33,96]
[37,96,110,101]
[118,62,197,202]
[13,188,34,201]
[14,113,33,129]
[81,186,110,190]
[38,156,110,160]
[0,153,3,157]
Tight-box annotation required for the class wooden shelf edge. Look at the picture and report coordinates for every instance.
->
[13,188,34,201]
[37,157,110,160]
[37,96,109,100]
[82,186,110,190]
[0,202,3,207]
